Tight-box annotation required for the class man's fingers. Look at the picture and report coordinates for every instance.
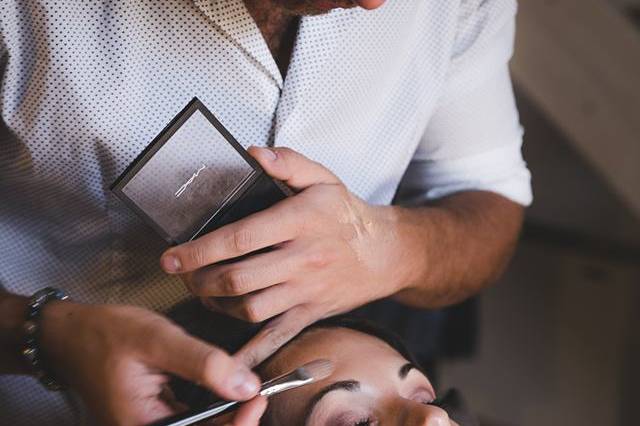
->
[226,396,268,426]
[207,281,308,323]
[248,146,340,190]
[189,241,325,297]
[151,324,261,401]
[235,305,319,368]
[160,197,304,274]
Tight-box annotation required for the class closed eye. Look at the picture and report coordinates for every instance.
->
[304,380,361,424]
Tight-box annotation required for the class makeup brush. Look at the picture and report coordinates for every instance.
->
[152,359,334,426]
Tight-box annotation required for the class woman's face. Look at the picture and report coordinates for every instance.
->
[261,327,458,425]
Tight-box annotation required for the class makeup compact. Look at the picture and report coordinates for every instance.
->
[111,98,291,245]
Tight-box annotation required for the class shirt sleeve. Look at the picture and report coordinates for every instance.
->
[396,0,532,207]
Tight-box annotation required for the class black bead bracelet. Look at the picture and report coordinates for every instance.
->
[22,287,69,391]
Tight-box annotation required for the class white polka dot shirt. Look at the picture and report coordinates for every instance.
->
[0,0,531,423]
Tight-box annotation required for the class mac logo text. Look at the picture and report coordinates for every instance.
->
[175,164,206,198]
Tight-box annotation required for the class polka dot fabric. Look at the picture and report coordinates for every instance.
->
[0,0,531,424]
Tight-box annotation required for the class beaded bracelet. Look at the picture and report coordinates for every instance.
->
[22,287,69,391]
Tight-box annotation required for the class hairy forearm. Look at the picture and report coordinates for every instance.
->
[0,291,30,374]
[389,191,524,308]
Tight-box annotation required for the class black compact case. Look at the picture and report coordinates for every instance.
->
[111,98,291,245]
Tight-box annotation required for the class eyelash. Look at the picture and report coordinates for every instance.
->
[346,398,431,425]
[344,396,432,425]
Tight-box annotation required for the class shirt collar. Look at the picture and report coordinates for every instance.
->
[193,0,284,89]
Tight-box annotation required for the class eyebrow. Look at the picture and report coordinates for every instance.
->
[302,364,418,424]
[303,380,360,425]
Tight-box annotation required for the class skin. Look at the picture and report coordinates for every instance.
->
[243,0,298,76]
[260,327,459,426]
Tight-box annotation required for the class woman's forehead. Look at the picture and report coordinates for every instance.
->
[265,327,405,377]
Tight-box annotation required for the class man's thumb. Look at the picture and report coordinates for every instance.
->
[248,146,340,191]
[154,326,261,401]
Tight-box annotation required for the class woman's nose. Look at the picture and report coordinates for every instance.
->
[396,399,453,426]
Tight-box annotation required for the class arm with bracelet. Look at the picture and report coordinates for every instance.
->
[0,288,68,389]
[0,288,267,425]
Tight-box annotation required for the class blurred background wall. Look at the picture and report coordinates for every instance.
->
[439,0,640,424]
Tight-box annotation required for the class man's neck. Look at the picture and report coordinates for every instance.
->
[244,0,299,77]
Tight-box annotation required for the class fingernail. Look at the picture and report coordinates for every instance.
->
[161,254,182,273]
[229,369,259,398]
[261,147,277,161]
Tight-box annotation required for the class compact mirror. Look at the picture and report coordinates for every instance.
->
[112,98,290,245]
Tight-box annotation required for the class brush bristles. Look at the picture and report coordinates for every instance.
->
[298,359,334,382]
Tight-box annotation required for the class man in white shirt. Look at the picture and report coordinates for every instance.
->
[0,0,531,424]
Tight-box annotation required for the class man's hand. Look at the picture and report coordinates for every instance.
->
[161,147,414,366]
[161,147,524,368]
[40,301,267,426]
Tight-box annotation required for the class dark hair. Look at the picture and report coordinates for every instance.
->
[260,314,421,371]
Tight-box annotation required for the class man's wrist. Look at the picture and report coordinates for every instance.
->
[0,293,31,374]
[387,192,525,308]
[383,203,459,306]
[0,291,79,377]
[374,204,434,295]
[38,298,82,382]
